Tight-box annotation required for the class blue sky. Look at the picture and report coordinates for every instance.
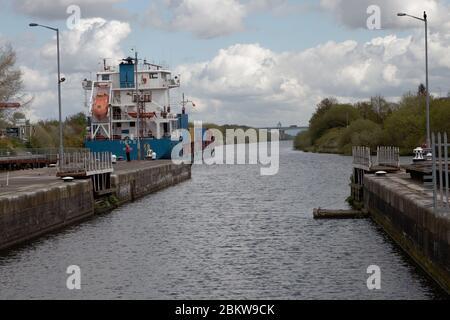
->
[1,0,450,126]
[0,0,406,65]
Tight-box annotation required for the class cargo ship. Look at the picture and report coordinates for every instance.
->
[83,56,191,160]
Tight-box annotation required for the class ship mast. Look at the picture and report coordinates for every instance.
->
[181,93,195,114]
[133,50,141,160]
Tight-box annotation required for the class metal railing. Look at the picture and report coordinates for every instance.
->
[376,146,400,168]
[430,133,449,215]
[0,148,88,158]
[353,146,400,171]
[58,151,113,176]
[352,146,372,170]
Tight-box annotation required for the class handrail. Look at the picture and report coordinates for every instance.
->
[58,151,113,176]
[353,146,400,171]
[0,148,89,158]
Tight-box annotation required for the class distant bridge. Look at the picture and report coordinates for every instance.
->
[258,126,309,138]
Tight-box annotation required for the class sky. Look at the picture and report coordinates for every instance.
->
[1,0,450,127]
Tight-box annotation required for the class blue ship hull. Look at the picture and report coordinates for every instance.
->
[85,138,180,160]
[85,114,189,160]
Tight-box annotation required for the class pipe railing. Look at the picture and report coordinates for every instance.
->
[0,148,88,158]
[353,146,400,171]
[58,151,112,176]
[376,146,400,168]
[352,146,372,170]
[431,132,450,215]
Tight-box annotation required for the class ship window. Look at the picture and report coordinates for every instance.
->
[133,94,151,103]
[150,73,158,79]
[102,74,110,81]
[130,122,136,127]
[116,123,122,128]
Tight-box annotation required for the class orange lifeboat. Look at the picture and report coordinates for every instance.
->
[92,93,109,120]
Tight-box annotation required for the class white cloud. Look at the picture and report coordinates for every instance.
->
[17,18,131,120]
[7,0,450,127]
[145,0,300,39]
[320,0,449,31]
[11,0,128,20]
[38,18,131,73]
[20,66,49,91]
[147,0,246,39]
[244,0,290,13]
[176,29,450,126]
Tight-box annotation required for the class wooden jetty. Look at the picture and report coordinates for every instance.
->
[313,208,369,219]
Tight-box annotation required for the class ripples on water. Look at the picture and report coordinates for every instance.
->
[0,142,446,299]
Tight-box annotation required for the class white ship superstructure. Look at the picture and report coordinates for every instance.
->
[84,57,190,160]
[88,57,181,141]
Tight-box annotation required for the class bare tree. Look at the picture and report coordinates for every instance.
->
[0,45,22,103]
[417,83,427,97]
[0,45,31,125]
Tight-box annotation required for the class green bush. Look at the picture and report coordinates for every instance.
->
[339,119,383,155]
[295,92,450,155]
[294,130,312,151]
[313,127,345,154]
[309,104,360,143]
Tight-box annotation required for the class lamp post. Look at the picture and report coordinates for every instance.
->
[29,23,65,164]
[397,11,430,148]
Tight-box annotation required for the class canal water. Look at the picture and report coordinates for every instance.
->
[0,141,446,299]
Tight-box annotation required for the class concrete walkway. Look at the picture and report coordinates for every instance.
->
[0,160,173,198]
[368,171,435,209]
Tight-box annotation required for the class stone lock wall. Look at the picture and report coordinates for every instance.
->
[0,180,94,251]
[0,163,192,251]
[112,163,192,204]
[364,175,450,294]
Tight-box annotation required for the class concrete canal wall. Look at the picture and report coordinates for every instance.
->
[0,162,191,251]
[113,163,191,204]
[0,180,94,251]
[364,174,450,294]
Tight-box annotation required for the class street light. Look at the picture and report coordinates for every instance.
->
[397,11,430,148]
[29,23,64,164]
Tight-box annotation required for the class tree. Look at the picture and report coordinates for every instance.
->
[417,83,427,97]
[309,102,360,143]
[0,45,24,127]
[0,45,22,103]
[382,94,426,152]
[309,98,338,126]
[370,95,392,123]
[339,119,383,154]
[356,101,378,122]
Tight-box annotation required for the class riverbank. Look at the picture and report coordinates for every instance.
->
[294,94,450,157]
[0,161,191,251]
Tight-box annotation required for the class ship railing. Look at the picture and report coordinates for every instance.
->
[112,112,133,121]
[58,151,113,177]
[168,79,181,87]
